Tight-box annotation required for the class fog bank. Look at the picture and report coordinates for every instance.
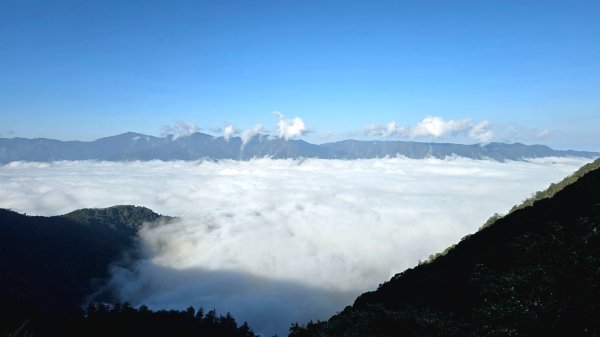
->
[0,157,590,335]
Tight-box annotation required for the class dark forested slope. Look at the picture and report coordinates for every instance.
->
[0,206,259,337]
[290,158,600,337]
[0,206,166,326]
[1,206,150,333]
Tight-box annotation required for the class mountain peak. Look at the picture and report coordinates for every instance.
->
[61,205,168,230]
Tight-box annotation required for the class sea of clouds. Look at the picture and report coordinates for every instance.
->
[0,157,591,335]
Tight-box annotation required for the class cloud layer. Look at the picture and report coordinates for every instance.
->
[0,157,591,335]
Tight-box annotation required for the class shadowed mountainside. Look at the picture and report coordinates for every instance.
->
[1,132,597,163]
[290,158,600,337]
[0,206,167,333]
[0,205,261,337]
[0,206,169,310]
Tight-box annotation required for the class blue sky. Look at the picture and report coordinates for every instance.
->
[1,0,599,150]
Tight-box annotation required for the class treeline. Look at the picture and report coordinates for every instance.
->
[7,303,257,337]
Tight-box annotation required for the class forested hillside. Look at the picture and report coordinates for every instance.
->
[0,206,258,337]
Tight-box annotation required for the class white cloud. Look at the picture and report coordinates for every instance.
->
[241,124,264,146]
[494,124,557,144]
[161,121,199,140]
[384,121,406,137]
[0,157,591,335]
[365,117,496,142]
[536,129,550,140]
[223,124,236,141]
[468,120,495,142]
[364,121,408,137]
[412,116,471,138]
[274,111,307,140]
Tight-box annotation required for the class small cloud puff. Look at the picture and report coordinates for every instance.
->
[161,121,199,140]
[412,117,471,138]
[274,111,307,140]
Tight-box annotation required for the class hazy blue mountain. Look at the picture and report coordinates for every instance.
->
[321,139,599,161]
[0,132,597,163]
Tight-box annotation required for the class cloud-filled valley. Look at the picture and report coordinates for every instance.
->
[0,157,592,335]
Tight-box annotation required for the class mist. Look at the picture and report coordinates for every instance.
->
[0,157,591,335]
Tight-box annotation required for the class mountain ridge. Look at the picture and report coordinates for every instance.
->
[0,132,597,163]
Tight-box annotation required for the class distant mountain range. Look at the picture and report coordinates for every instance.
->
[0,132,598,163]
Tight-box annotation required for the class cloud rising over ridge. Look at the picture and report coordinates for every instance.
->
[275,111,307,140]
[0,157,591,335]
[365,116,495,142]
[223,124,236,141]
[161,121,199,140]
[241,124,264,146]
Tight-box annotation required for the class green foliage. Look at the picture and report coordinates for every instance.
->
[3,303,258,337]
[509,157,600,213]
[478,212,503,231]
[62,205,170,232]
[419,244,457,266]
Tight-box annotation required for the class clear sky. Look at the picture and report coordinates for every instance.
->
[1,0,599,150]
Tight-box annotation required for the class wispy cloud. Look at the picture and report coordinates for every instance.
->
[364,116,494,142]
[468,120,495,142]
[492,124,556,144]
[364,121,407,138]
[161,121,199,140]
[223,124,236,142]
[241,124,264,146]
[536,128,551,140]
